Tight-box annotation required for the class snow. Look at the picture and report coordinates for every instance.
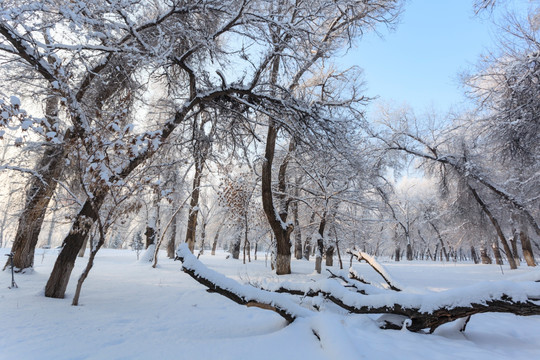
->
[1,247,540,360]
[9,96,20,107]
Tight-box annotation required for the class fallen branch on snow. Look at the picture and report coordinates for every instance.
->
[177,244,540,333]
[176,244,311,323]
[347,249,402,291]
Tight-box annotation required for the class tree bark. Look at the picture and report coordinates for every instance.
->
[394,247,401,262]
[406,243,413,261]
[242,215,250,263]
[261,124,294,275]
[4,60,68,271]
[315,215,327,273]
[293,203,302,260]
[492,243,504,265]
[145,225,156,249]
[480,245,492,264]
[211,222,223,256]
[471,246,479,264]
[44,190,106,298]
[510,230,520,267]
[78,235,89,258]
[232,229,241,259]
[6,138,66,270]
[185,168,203,253]
[325,246,334,267]
[167,212,177,259]
[520,230,536,267]
[315,237,323,274]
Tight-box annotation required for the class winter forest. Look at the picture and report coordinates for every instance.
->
[1,0,540,359]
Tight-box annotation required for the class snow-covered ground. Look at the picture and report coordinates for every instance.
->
[1,247,540,360]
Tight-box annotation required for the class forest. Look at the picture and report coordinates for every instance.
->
[1,0,540,358]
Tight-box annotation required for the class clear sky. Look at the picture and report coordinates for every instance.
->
[339,0,512,115]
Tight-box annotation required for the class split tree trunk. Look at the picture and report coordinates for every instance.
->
[261,124,294,275]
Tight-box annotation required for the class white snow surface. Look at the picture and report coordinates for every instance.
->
[1,247,540,360]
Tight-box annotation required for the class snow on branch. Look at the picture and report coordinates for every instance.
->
[178,243,540,333]
[347,249,403,291]
[176,244,312,323]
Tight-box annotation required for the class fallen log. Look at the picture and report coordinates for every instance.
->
[177,244,540,333]
[176,244,311,323]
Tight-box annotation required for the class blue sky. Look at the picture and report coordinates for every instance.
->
[339,0,507,115]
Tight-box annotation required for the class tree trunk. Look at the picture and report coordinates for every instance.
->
[78,235,89,258]
[185,167,203,253]
[45,207,57,249]
[197,220,207,259]
[232,229,241,259]
[72,214,107,306]
[261,124,294,275]
[242,216,249,264]
[44,191,106,298]
[480,245,492,264]
[325,246,334,267]
[315,237,323,274]
[510,230,520,267]
[336,239,343,270]
[430,222,449,262]
[145,225,156,249]
[303,212,316,261]
[6,144,66,270]
[167,212,177,259]
[520,230,536,267]
[293,178,302,260]
[211,223,222,256]
[406,243,413,261]
[4,71,65,271]
[315,216,326,274]
[469,186,516,269]
[303,240,311,261]
[471,246,479,264]
[492,242,504,265]
[394,247,401,262]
